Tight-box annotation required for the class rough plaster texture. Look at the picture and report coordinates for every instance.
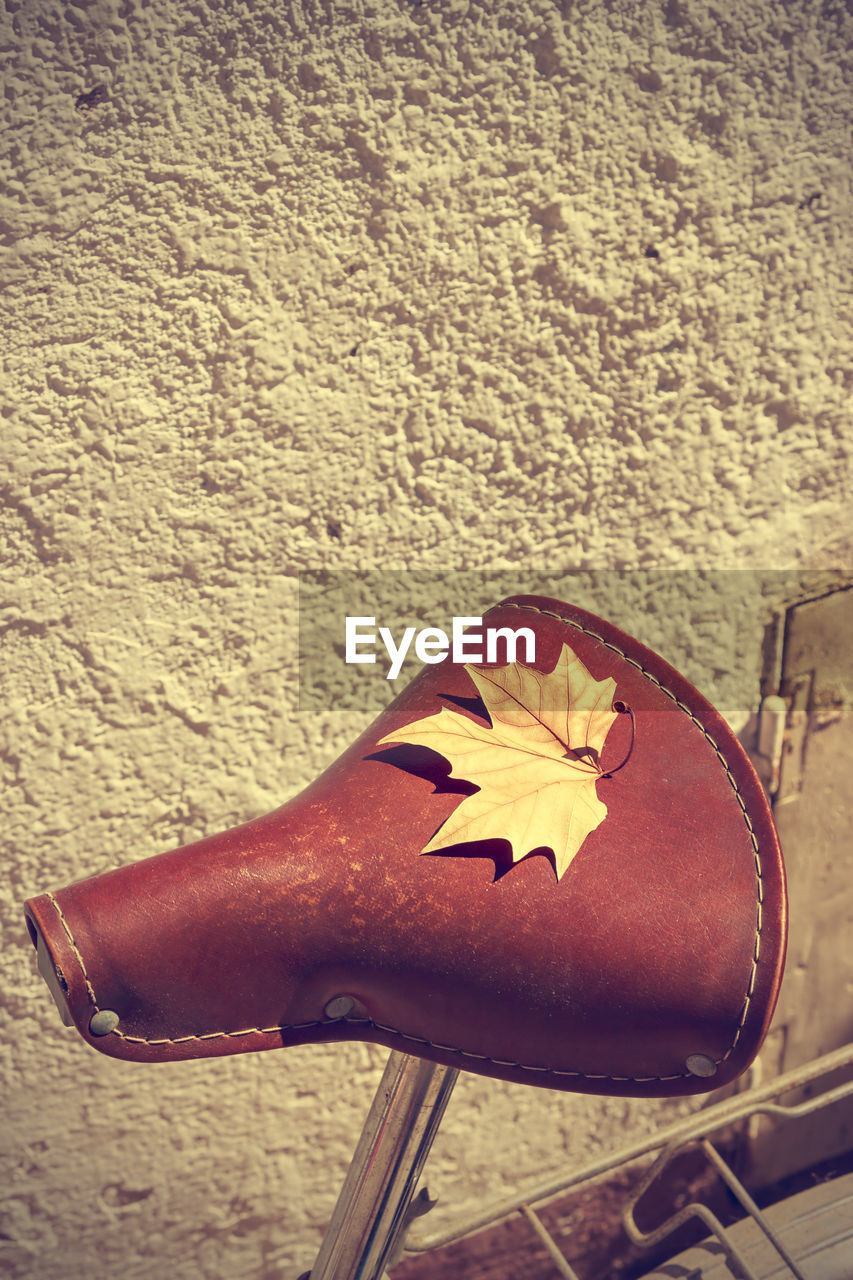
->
[1,0,852,1277]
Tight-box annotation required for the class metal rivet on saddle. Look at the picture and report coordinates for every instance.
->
[325,996,356,1020]
[89,1009,120,1036]
[685,1053,717,1078]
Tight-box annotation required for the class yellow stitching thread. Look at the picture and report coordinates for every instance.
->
[111,1015,689,1082]
[47,892,99,1008]
[498,600,764,1063]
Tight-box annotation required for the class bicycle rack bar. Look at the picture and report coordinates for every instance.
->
[519,1205,584,1280]
[308,1051,459,1280]
[406,1039,853,1254]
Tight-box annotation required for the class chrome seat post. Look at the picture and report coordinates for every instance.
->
[308,1051,459,1280]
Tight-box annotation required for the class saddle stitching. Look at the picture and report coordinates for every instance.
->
[46,601,764,1086]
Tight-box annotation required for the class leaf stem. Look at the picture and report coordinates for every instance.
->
[601,702,635,778]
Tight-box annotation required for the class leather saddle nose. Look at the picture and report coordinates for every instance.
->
[24,594,787,1097]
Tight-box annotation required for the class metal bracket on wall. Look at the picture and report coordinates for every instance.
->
[759,582,853,806]
[774,674,810,805]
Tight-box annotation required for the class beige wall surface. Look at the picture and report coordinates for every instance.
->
[2,1,851,1277]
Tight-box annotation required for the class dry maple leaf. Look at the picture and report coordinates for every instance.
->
[378,643,619,880]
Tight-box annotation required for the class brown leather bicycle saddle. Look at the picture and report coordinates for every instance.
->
[25,595,787,1097]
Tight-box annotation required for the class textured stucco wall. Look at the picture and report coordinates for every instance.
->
[2,0,852,1277]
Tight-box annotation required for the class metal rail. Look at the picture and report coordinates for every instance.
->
[402,1041,853,1276]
